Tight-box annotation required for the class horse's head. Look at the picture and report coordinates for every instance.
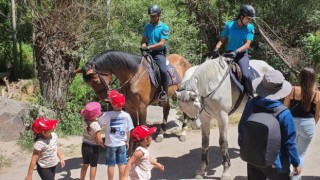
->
[175,90,201,121]
[75,63,113,101]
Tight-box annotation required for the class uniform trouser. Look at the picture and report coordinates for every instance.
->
[151,50,168,93]
[247,163,290,180]
[235,53,253,96]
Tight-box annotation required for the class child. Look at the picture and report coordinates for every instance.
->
[25,118,65,180]
[99,90,134,180]
[122,125,164,180]
[80,101,105,180]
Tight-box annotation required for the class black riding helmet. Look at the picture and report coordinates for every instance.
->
[148,4,161,16]
[239,5,256,19]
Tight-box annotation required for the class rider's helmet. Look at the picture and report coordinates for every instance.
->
[148,4,162,16]
[239,5,256,19]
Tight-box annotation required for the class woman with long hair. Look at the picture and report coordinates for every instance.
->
[284,67,320,179]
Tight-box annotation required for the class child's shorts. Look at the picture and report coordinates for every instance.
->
[105,145,127,166]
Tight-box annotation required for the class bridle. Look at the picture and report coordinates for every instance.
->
[178,56,234,120]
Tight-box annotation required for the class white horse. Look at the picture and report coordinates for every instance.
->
[175,56,274,179]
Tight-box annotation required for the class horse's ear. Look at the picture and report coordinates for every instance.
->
[190,92,197,100]
[73,67,82,74]
[175,91,181,99]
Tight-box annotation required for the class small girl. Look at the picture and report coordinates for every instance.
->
[122,125,165,180]
[25,118,65,180]
[80,101,105,180]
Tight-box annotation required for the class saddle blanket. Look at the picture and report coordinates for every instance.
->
[147,63,181,88]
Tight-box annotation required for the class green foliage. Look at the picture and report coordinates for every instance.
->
[304,32,320,67]
[58,74,98,135]
[17,129,34,151]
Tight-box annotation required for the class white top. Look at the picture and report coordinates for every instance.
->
[34,132,58,168]
[99,110,134,147]
[129,146,153,180]
[82,120,101,145]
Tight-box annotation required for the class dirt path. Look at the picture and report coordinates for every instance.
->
[1,106,320,180]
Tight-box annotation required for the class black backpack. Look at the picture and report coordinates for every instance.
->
[240,105,287,168]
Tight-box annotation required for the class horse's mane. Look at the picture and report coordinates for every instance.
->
[85,50,142,73]
[188,57,228,97]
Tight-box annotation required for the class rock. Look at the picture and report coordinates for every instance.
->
[0,97,30,142]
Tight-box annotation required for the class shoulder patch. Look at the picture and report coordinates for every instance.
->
[162,30,169,35]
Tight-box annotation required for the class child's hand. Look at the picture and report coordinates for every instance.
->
[60,159,65,168]
[25,175,32,180]
[155,162,164,172]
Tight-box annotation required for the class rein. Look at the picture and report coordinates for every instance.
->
[182,57,233,119]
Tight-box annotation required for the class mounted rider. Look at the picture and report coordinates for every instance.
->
[214,5,256,97]
[141,4,170,102]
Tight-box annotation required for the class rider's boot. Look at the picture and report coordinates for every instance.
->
[159,84,168,102]
[244,79,254,99]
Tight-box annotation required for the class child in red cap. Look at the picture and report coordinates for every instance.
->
[80,101,105,180]
[122,125,164,180]
[99,90,134,180]
[25,118,65,180]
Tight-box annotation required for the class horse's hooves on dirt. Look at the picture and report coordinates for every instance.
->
[194,174,204,179]
[179,135,186,142]
[155,135,163,143]
[220,175,232,180]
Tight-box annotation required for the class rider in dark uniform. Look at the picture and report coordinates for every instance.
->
[214,5,256,97]
[141,4,170,102]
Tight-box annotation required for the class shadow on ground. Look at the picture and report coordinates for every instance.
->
[55,146,107,180]
[151,146,240,179]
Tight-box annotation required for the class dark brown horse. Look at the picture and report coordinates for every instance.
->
[79,50,191,142]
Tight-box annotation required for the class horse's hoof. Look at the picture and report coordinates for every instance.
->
[179,135,186,142]
[220,176,232,180]
[194,174,204,179]
[155,135,163,143]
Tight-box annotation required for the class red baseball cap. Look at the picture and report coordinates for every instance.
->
[32,117,59,133]
[132,125,157,142]
[108,90,125,108]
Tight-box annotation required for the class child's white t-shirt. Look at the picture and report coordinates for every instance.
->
[129,146,153,180]
[82,120,101,145]
[99,110,134,147]
[34,132,58,168]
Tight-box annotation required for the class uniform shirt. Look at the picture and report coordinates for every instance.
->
[129,146,153,180]
[34,132,59,168]
[82,120,101,145]
[221,20,255,52]
[99,110,134,147]
[143,21,169,50]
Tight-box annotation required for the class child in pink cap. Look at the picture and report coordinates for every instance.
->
[99,90,134,180]
[25,118,65,180]
[122,125,164,180]
[80,101,104,180]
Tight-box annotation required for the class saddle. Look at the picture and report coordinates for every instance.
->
[145,55,181,88]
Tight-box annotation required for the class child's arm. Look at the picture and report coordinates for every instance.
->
[126,131,130,149]
[95,131,105,148]
[57,147,65,168]
[25,150,40,180]
[122,150,143,180]
[150,158,164,172]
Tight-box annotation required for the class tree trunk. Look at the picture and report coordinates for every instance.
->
[105,0,111,49]
[34,34,79,115]
[11,0,18,80]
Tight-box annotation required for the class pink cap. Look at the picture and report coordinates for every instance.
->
[81,101,102,121]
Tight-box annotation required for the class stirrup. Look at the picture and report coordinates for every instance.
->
[158,91,167,102]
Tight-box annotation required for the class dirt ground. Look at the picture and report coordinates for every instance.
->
[0,106,320,180]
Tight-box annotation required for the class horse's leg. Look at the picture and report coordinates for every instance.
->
[155,101,170,142]
[216,110,231,180]
[179,113,188,142]
[194,113,211,179]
